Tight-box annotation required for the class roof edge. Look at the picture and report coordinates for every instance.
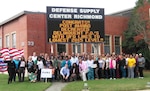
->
[108,7,134,16]
[0,11,45,26]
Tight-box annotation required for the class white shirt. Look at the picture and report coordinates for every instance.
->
[87,59,94,67]
[20,61,26,67]
[37,61,44,69]
[70,56,79,66]
[32,56,37,61]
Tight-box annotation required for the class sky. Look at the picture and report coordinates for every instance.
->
[0,0,137,23]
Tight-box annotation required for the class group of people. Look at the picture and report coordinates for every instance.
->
[5,51,146,84]
[5,56,26,84]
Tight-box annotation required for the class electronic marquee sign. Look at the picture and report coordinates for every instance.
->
[46,6,104,43]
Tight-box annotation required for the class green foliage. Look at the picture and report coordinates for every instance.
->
[122,22,137,54]
[136,40,150,62]
[123,0,150,55]
[135,0,150,8]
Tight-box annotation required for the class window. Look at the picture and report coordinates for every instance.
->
[0,38,2,48]
[73,44,81,53]
[6,35,10,48]
[115,36,121,54]
[12,33,16,48]
[104,35,110,54]
[57,44,66,54]
[92,44,99,54]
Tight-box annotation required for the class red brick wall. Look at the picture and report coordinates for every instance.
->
[104,16,129,53]
[0,15,28,59]
[26,13,50,57]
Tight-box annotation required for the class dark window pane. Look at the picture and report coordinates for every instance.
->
[104,36,110,45]
[57,44,66,54]
[115,46,120,54]
[104,46,110,54]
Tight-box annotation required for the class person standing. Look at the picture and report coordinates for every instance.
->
[127,54,136,78]
[36,56,45,81]
[13,57,21,82]
[61,56,71,69]
[109,56,116,80]
[137,53,145,79]
[98,56,105,79]
[70,53,79,66]
[118,55,126,78]
[53,56,61,81]
[32,52,37,65]
[5,58,16,84]
[18,56,26,82]
[79,57,88,81]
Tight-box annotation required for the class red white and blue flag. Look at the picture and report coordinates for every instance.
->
[0,48,24,72]
[0,56,7,72]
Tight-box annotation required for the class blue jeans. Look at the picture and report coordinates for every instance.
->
[109,68,116,78]
[120,66,126,78]
[87,67,94,80]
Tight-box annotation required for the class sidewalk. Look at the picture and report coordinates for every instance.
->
[45,82,68,91]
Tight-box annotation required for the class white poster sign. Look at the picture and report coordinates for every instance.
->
[41,69,52,78]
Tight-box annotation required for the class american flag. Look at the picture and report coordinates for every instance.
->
[0,48,24,72]
[0,48,10,61]
[0,62,7,72]
[0,55,7,72]
[18,49,24,56]
[9,48,21,58]
[0,48,24,60]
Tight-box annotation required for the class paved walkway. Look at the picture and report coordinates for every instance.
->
[45,82,68,91]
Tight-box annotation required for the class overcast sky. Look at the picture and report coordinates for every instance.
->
[0,0,137,23]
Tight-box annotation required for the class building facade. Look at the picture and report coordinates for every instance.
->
[0,10,129,59]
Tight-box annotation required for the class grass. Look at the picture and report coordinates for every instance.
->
[62,71,150,91]
[0,74,51,91]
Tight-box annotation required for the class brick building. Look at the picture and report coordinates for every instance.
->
[0,9,130,59]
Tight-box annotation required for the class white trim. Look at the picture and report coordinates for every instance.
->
[110,35,112,54]
[72,43,81,54]
[99,43,101,55]
[0,37,2,49]
[66,44,68,55]
[83,43,87,53]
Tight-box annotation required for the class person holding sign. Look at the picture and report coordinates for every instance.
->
[60,64,70,82]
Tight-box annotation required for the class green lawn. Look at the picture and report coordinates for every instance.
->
[62,71,150,91]
[0,74,51,91]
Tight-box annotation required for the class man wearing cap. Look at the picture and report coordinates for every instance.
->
[137,53,145,79]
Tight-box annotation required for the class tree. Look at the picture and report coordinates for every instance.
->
[132,0,150,50]
[122,11,138,54]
